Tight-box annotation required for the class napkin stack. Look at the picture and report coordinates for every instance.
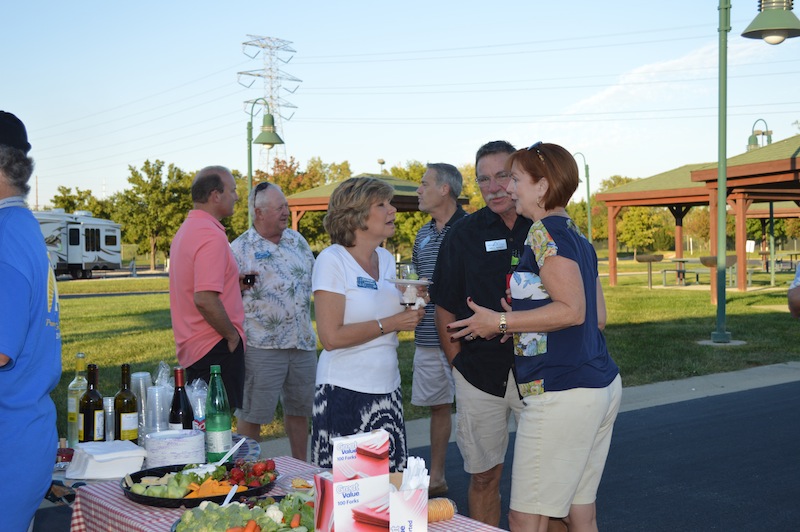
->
[400,456,430,490]
[390,456,430,531]
[66,440,147,479]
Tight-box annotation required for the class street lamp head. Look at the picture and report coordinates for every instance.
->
[747,119,774,150]
[253,113,284,148]
[742,0,800,44]
[747,133,760,151]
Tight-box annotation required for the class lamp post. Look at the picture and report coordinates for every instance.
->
[573,152,592,245]
[711,0,800,344]
[246,98,284,227]
[747,118,773,151]
[746,118,776,285]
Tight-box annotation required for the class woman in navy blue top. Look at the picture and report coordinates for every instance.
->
[448,142,621,532]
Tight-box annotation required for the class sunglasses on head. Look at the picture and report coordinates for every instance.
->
[527,141,546,164]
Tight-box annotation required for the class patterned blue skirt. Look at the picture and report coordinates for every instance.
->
[311,384,408,472]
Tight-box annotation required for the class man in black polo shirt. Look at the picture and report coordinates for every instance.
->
[431,140,530,527]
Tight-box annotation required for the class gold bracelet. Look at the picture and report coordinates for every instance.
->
[376,318,384,335]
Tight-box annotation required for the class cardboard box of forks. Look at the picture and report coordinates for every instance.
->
[389,488,428,532]
[316,429,392,530]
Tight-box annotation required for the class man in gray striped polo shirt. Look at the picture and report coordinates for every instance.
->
[411,163,467,496]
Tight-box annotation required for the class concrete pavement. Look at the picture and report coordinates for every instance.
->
[259,361,800,459]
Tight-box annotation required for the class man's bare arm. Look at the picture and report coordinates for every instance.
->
[194,290,240,351]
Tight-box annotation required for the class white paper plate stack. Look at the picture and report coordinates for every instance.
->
[144,429,205,468]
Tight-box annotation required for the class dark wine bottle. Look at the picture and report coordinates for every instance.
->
[169,366,194,430]
[114,363,138,443]
[79,363,105,442]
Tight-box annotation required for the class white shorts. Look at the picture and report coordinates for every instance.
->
[510,374,623,517]
[411,346,455,406]
[453,368,524,474]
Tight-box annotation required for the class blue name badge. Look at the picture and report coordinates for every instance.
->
[357,276,379,290]
[255,251,271,260]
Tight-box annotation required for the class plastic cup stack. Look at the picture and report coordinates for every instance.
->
[145,385,170,436]
[131,372,152,446]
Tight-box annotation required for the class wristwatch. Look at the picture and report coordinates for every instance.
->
[498,313,507,334]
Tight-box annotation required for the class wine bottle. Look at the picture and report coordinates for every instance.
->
[205,364,232,462]
[79,364,105,442]
[169,366,194,430]
[114,363,138,443]
[67,352,88,448]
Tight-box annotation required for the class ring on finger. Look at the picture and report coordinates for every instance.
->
[466,334,475,341]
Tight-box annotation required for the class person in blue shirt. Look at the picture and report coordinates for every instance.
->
[0,111,62,532]
[448,142,621,532]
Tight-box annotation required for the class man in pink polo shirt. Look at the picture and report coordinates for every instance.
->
[169,165,247,408]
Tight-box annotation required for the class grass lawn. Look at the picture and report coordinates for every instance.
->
[53,265,800,441]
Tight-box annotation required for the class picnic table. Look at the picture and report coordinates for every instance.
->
[68,455,504,532]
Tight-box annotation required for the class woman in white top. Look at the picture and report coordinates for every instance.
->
[311,177,425,471]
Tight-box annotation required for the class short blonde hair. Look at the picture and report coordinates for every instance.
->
[324,177,394,247]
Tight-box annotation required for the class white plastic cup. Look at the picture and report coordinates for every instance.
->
[145,385,169,434]
[131,372,152,441]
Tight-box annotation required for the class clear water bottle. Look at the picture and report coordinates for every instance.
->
[67,352,88,448]
[205,365,232,462]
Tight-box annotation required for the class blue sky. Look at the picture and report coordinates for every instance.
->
[4,1,800,208]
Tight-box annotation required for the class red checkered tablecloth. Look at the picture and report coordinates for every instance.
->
[69,456,503,532]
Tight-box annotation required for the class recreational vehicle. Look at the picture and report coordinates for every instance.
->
[33,209,122,279]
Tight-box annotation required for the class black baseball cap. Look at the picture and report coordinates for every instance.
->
[0,111,31,154]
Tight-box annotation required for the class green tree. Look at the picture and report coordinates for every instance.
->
[458,163,483,212]
[387,161,427,260]
[684,206,710,245]
[618,207,658,259]
[592,175,637,242]
[51,186,96,213]
[785,217,800,240]
[114,160,192,269]
[567,200,589,236]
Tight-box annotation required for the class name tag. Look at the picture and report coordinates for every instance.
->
[255,251,271,260]
[485,239,508,252]
[357,276,378,290]
[419,235,432,250]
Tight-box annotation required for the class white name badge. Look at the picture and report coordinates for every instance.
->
[485,239,508,252]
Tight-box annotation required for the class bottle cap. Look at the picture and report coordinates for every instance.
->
[210,364,221,373]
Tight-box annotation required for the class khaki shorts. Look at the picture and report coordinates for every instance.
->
[411,346,455,406]
[235,347,317,424]
[453,368,524,475]
[510,374,623,517]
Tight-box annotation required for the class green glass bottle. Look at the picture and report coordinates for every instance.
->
[114,363,139,443]
[205,365,232,462]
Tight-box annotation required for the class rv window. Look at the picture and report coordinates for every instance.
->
[85,228,101,252]
[105,234,117,246]
[69,228,79,246]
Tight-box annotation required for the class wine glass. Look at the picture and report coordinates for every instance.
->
[399,263,417,280]
[242,257,257,287]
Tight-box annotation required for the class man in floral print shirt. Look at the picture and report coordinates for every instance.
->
[231,182,316,460]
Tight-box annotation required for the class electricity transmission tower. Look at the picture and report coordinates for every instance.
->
[238,35,301,165]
